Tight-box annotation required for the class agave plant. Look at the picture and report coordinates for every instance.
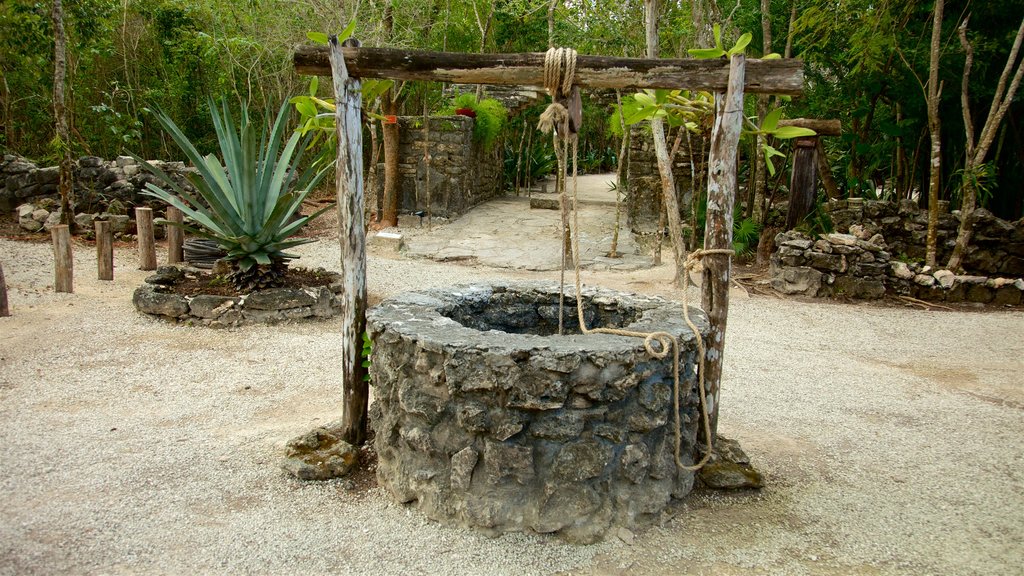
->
[137,99,330,292]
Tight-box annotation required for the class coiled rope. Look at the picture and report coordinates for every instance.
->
[538,47,732,472]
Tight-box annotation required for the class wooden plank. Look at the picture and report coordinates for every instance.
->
[135,207,157,271]
[0,262,9,317]
[166,206,184,264]
[51,224,73,293]
[96,220,113,280]
[294,45,804,95]
[330,36,370,446]
[778,118,841,136]
[701,54,746,441]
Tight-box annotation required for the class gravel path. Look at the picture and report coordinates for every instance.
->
[1,235,1022,575]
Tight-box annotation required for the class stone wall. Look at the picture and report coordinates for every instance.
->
[771,230,1024,305]
[625,126,702,234]
[824,198,1024,277]
[1,154,195,214]
[370,116,504,219]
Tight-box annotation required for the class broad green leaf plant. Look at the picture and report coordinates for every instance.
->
[136,99,330,289]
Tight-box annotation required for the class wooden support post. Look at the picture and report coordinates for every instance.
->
[135,207,157,271]
[330,36,370,446]
[166,206,184,264]
[701,54,746,442]
[0,262,9,317]
[785,136,819,230]
[96,220,113,280]
[51,224,73,293]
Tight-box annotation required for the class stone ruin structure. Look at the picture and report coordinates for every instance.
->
[367,282,709,543]
[371,116,503,220]
[771,198,1024,304]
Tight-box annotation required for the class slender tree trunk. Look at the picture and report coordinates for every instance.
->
[645,0,687,286]
[784,0,797,59]
[548,0,558,49]
[924,0,944,268]
[948,16,1024,271]
[752,0,773,224]
[52,0,74,227]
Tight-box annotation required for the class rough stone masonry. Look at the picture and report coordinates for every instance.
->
[366,282,710,543]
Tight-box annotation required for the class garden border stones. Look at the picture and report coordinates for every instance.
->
[366,281,711,543]
[133,266,343,327]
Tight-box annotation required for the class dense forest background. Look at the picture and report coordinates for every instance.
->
[1,0,1021,220]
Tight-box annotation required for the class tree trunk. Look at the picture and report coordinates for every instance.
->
[645,0,687,286]
[52,0,74,227]
[924,0,944,268]
[380,93,400,227]
[752,0,773,223]
[702,54,746,442]
[947,16,1024,271]
[330,36,369,446]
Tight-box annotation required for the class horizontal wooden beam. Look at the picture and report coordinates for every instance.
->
[778,118,841,136]
[293,45,805,95]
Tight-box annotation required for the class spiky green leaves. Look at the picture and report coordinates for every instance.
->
[136,99,330,272]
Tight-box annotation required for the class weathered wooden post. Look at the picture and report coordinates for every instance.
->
[51,224,73,293]
[166,206,184,264]
[778,118,842,229]
[785,136,819,230]
[95,220,113,280]
[330,35,370,446]
[0,262,9,317]
[702,54,746,441]
[135,207,157,270]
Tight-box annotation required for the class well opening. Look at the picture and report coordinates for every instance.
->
[366,281,712,543]
[439,289,644,336]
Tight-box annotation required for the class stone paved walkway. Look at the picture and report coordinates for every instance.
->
[388,173,654,272]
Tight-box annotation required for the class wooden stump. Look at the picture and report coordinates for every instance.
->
[166,206,184,264]
[96,220,113,280]
[0,262,9,317]
[51,224,73,293]
[135,207,157,271]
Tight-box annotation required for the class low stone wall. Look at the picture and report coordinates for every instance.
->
[824,198,1024,277]
[771,231,1024,305]
[367,282,709,543]
[1,154,194,214]
[369,116,503,219]
[133,266,343,328]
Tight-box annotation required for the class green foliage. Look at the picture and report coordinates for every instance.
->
[442,93,508,151]
[361,331,372,382]
[687,24,753,59]
[137,98,330,275]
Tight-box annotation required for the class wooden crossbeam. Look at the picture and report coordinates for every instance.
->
[294,45,804,95]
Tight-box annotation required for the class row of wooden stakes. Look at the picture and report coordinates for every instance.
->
[0,206,184,318]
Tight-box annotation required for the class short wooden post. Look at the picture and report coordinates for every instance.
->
[135,207,157,270]
[51,224,73,293]
[166,206,184,264]
[701,54,746,441]
[785,136,819,230]
[330,36,370,446]
[95,220,113,280]
[0,262,10,317]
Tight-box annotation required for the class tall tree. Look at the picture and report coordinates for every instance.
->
[946,16,1024,271]
[379,1,401,227]
[924,0,944,267]
[51,0,74,226]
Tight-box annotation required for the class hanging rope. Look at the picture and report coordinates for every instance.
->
[537,46,728,472]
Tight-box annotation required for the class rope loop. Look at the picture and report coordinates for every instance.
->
[538,47,578,139]
[643,332,673,360]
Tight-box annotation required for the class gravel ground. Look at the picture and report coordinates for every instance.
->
[0,235,1022,576]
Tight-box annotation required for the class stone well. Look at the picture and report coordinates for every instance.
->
[366,282,710,543]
